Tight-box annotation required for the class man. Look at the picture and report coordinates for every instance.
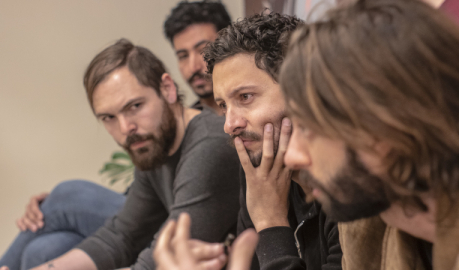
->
[1,2,233,268]
[280,0,459,269]
[163,0,231,114]
[4,38,240,270]
[202,13,342,269]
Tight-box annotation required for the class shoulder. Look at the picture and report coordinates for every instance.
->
[182,109,228,151]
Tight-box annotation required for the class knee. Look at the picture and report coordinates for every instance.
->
[47,180,100,202]
[41,180,101,211]
[21,233,82,270]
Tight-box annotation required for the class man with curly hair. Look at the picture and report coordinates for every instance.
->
[201,13,343,270]
[163,0,231,114]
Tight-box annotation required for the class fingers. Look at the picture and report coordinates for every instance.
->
[273,118,292,170]
[22,216,39,232]
[227,229,259,270]
[259,123,274,173]
[153,220,178,270]
[197,256,227,270]
[16,218,26,231]
[234,137,253,173]
[189,240,225,261]
[0,266,10,270]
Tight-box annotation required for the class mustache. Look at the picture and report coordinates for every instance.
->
[123,133,155,149]
[227,131,262,148]
[187,71,208,85]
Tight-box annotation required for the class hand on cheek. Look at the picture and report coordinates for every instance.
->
[235,118,293,232]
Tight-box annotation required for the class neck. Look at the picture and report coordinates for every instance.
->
[200,95,223,116]
[379,194,437,243]
[168,103,201,156]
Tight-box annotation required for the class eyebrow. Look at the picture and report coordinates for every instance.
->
[95,97,145,119]
[175,40,211,55]
[215,85,258,103]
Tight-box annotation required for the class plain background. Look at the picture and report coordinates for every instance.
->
[0,0,243,254]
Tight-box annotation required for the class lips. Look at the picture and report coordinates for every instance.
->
[130,140,149,150]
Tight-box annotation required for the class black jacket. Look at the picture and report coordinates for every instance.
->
[237,168,342,270]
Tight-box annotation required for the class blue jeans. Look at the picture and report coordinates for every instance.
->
[0,180,126,270]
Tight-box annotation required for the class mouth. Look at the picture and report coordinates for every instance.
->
[130,140,150,150]
[238,138,261,149]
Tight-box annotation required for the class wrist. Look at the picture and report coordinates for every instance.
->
[253,218,289,232]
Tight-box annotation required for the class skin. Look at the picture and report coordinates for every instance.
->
[213,53,292,232]
[28,66,200,270]
[172,23,221,114]
[153,213,258,270]
[284,115,437,243]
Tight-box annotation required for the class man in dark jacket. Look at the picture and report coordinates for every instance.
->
[202,13,343,270]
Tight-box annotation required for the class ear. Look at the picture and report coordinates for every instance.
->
[160,73,177,105]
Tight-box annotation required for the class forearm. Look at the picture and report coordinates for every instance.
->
[31,249,97,270]
[256,227,305,270]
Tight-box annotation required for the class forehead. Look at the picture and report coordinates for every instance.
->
[172,23,218,51]
[92,67,158,114]
[213,53,279,100]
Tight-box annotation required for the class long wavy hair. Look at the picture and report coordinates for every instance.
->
[280,0,459,212]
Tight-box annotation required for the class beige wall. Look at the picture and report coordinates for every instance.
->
[0,0,243,255]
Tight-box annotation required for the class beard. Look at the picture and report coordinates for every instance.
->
[122,103,177,171]
[299,148,395,222]
[228,114,284,167]
[188,71,213,99]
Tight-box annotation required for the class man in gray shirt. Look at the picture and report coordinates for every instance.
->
[30,39,240,270]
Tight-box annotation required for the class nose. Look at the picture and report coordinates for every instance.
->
[284,133,311,170]
[189,52,205,74]
[118,115,137,136]
[224,107,246,135]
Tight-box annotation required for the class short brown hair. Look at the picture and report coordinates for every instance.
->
[281,0,459,206]
[84,38,167,110]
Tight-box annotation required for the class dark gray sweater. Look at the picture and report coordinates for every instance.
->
[77,109,241,270]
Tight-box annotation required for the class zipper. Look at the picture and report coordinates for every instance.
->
[294,219,305,259]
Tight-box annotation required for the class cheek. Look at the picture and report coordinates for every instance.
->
[104,123,124,145]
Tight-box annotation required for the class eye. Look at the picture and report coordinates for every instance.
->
[219,102,227,109]
[178,53,188,61]
[130,103,142,111]
[240,93,253,102]
[101,115,115,123]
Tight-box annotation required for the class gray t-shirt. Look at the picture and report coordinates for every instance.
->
[77,109,241,270]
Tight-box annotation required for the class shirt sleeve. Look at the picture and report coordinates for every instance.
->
[130,136,241,270]
[76,169,169,269]
[256,226,306,270]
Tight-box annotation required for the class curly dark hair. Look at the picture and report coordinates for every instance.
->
[203,12,303,82]
[164,0,231,43]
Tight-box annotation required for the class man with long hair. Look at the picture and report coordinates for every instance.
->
[281,0,459,269]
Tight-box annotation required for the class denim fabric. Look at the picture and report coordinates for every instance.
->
[0,180,126,270]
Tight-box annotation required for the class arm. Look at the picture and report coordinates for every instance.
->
[31,249,96,270]
[236,119,308,270]
[62,170,168,269]
[132,136,241,269]
[234,120,292,232]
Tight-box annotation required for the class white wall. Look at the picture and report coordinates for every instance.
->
[0,0,243,255]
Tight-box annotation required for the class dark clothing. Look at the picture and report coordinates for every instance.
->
[77,109,241,270]
[417,239,433,270]
[237,168,342,270]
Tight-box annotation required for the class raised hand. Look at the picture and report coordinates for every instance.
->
[153,213,258,270]
[16,192,49,232]
[235,118,292,232]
